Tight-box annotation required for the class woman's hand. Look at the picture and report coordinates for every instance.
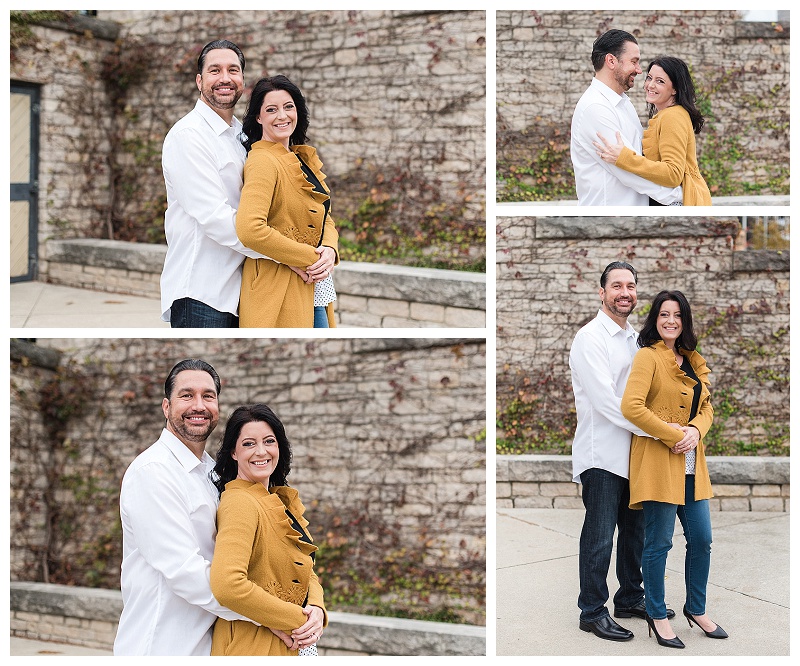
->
[671,426,700,454]
[269,627,298,650]
[306,246,336,282]
[288,265,313,284]
[592,131,624,164]
[291,605,324,649]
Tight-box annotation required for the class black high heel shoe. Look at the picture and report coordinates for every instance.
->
[683,606,729,638]
[645,614,685,649]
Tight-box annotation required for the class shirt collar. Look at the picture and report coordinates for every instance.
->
[596,308,637,339]
[159,427,212,472]
[193,98,243,137]
[590,77,628,108]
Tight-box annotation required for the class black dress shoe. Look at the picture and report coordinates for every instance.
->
[579,615,634,642]
[615,600,675,620]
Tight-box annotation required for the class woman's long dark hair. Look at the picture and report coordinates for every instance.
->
[210,404,293,495]
[240,75,310,152]
[638,290,698,351]
[646,56,705,134]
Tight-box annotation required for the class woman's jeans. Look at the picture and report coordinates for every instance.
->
[578,468,644,622]
[313,305,329,328]
[642,474,712,620]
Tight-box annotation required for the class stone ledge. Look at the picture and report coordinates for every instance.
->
[46,239,166,273]
[43,239,485,312]
[11,582,485,656]
[12,582,120,623]
[733,248,790,272]
[535,217,740,240]
[497,454,790,485]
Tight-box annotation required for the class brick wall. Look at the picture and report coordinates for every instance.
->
[496,216,789,452]
[10,338,486,620]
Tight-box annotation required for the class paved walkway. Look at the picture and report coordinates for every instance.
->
[9,281,363,329]
[496,508,789,656]
[11,281,168,328]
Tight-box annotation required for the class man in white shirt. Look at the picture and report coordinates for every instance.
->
[114,359,288,654]
[160,40,263,327]
[570,29,683,206]
[569,262,678,641]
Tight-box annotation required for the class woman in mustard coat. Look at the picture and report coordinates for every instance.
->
[237,76,339,328]
[621,291,727,648]
[209,404,326,655]
[594,56,712,206]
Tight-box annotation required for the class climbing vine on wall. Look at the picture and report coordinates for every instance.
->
[11,339,486,625]
[496,241,789,456]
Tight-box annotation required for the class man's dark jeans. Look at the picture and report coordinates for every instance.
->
[170,298,239,328]
[578,467,644,623]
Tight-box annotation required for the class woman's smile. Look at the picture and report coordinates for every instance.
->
[258,89,297,148]
[232,420,280,486]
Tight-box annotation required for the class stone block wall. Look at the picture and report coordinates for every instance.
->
[496,216,789,452]
[496,10,789,190]
[10,582,486,655]
[496,456,790,512]
[10,338,486,619]
[11,11,485,255]
[41,239,486,327]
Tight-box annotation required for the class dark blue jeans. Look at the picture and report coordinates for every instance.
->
[642,474,712,619]
[313,305,329,328]
[170,298,239,328]
[578,468,645,622]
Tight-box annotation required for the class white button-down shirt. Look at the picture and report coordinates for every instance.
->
[569,310,649,482]
[570,78,682,206]
[114,429,245,655]
[160,99,267,321]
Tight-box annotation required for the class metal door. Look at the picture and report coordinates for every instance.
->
[10,82,40,282]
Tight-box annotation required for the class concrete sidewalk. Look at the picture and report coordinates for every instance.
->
[11,281,168,328]
[496,508,789,656]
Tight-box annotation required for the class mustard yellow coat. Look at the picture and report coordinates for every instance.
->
[615,104,712,206]
[236,141,339,328]
[210,481,327,656]
[621,341,714,509]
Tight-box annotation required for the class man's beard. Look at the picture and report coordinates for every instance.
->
[605,297,636,319]
[202,87,242,111]
[615,70,635,92]
[168,411,216,443]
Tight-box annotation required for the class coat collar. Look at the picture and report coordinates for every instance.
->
[251,141,330,206]
[650,340,704,387]
[223,480,317,556]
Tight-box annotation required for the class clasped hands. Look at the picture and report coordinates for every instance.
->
[269,605,324,651]
[666,423,700,455]
[288,246,336,284]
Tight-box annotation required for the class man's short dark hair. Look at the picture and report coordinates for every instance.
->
[600,261,638,288]
[197,39,245,74]
[164,359,221,399]
[591,29,638,72]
